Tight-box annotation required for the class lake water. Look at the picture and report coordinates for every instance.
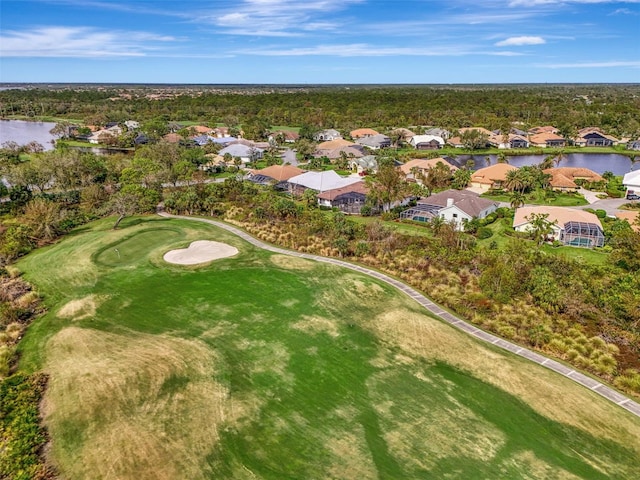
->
[0,119,58,151]
[454,153,639,176]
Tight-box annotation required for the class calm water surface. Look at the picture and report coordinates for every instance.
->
[455,153,638,176]
[0,119,57,150]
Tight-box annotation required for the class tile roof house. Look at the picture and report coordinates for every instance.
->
[400,158,458,180]
[268,130,300,143]
[317,181,369,213]
[543,167,603,186]
[528,132,567,148]
[627,139,640,151]
[409,135,446,150]
[350,128,379,139]
[615,211,640,232]
[163,133,183,144]
[247,165,304,186]
[528,126,559,135]
[513,206,605,248]
[355,134,392,150]
[470,164,518,191]
[574,127,619,147]
[314,129,342,141]
[400,189,498,230]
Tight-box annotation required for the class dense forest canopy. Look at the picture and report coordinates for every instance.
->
[1,84,639,137]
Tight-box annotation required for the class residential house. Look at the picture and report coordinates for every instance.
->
[389,128,416,146]
[192,135,215,146]
[350,128,379,139]
[446,136,465,148]
[528,132,566,148]
[315,139,364,158]
[247,165,304,186]
[488,133,529,149]
[400,158,458,182]
[575,127,619,147]
[268,130,299,143]
[162,133,183,144]
[320,146,365,160]
[543,167,603,191]
[317,181,369,213]
[313,129,342,141]
[470,164,518,191]
[88,129,117,144]
[615,211,640,232]
[192,125,214,135]
[211,127,231,138]
[219,144,264,164]
[124,120,140,130]
[286,170,362,195]
[626,139,640,151]
[409,135,445,150]
[528,126,559,135]
[133,133,149,146]
[513,206,605,248]
[349,155,378,175]
[623,170,640,196]
[424,127,451,139]
[400,189,498,231]
[355,134,392,150]
[459,127,494,137]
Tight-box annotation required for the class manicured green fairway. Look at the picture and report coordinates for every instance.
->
[16,216,640,480]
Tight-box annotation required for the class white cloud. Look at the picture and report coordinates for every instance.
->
[495,36,545,46]
[202,0,363,36]
[539,60,640,68]
[236,42,525,57]
[0,26,176,57]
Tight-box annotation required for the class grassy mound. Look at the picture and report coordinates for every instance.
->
[15,216,640,479]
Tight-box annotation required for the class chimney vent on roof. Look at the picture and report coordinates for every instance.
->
[446,198,454,207]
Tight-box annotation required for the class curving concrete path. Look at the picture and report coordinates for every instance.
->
[159,212,640,419]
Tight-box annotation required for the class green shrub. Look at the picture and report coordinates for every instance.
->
[595,209,607,219]
[476,227,493,239]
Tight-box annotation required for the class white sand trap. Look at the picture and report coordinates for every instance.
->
[163,240,238,265]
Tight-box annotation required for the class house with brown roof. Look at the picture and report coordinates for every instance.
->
[400,189,498,230]
[615,211,640,232]
[513,206,605,248]
[528,126,559,135]
[350,128,379,139]
[543,167,603,188]
[247,165,304,186]
[192,125,214,135]
[317,181,369,213]
[528,132,567,148]
[162,133,182,144]
[400,158,458,181]
[470,164,518,191]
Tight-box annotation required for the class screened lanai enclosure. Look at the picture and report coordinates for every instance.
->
[560,221,605,248]
[399,204,440,223]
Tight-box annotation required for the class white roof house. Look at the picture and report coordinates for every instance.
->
[623,170,640,194]
[287,170,361,193]
[219,144,264,164]
[409,135,445,149]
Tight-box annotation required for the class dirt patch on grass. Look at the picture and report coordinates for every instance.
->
[57,295,106,321]
[501,451,582,480]
[163,240,238,265]
[367,308,640,453]
[270,254,315,270]
[324,428,378,480]
[43,326,259,480]
[292,315,340,338]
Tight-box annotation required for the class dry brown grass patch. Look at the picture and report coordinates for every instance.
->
[367,308,640,452]
[43,326,259,480]
[270,254,315,270]
[57,294,106,321]
[292,315,340,338]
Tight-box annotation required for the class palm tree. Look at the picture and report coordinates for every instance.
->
[504,169,524,193]
[510,191,525,209]
[553,150,566,168]
[539,155,554,170]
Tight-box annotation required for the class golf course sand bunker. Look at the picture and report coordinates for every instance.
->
[163,240,238,265]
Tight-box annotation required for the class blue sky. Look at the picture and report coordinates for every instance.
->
[0,0,639,83]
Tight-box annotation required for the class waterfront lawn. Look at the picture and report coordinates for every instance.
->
[15,216,640,480]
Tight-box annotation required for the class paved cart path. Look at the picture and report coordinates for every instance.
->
[159,212,640,419]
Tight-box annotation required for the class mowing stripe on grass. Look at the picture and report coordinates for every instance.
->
[158,212,640,419]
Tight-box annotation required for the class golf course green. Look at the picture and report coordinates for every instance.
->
[15,216,640,479]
